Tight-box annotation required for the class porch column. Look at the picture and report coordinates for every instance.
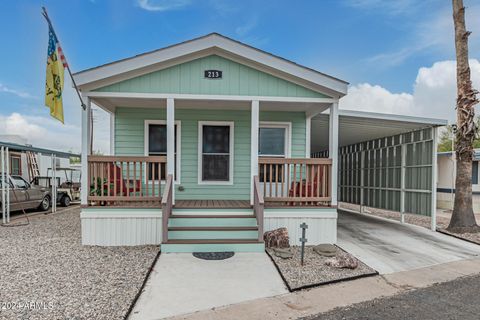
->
[250,100,260,205]
[305,115,312,158]
[329,101,339,206]
[81,97,92,206]
[166,98,175,203]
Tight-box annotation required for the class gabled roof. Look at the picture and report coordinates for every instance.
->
[73,33,348,98]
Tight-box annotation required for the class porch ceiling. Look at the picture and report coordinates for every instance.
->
[311,110,448,152]
[91,96,331,114]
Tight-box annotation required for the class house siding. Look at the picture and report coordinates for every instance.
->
[96,55,328,98]
[115,107,306,200]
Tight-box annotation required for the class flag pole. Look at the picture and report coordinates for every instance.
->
[41,7,86,111]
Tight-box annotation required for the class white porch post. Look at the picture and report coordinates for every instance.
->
[167,98,175,203]
[250,100,260,205]
[81,97,91,206]
[329,102,339,206]
[431,126,438,231]
[305,115,312,158]
[110,112,115,155]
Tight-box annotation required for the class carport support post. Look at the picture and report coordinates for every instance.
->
[329,102,339,205]
[81,97,91,206]
[6,147,9,223]
[1,146,5,224]
[431,127,438,231]
[400,136,406,224]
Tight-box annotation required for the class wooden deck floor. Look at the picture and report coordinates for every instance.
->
[175,200,251,209]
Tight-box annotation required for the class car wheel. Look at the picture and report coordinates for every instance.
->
[61,196,71,207]
[39,195,51,211]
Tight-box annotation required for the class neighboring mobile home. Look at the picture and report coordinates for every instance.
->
[74,33,447,252]
[437,150,480,212]
[0,139,76,183]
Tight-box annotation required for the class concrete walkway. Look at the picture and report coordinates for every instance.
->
[170,257,480,320]
[337,210,480,274]
[129,252,287,320]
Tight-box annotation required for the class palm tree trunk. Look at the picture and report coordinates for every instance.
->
[448,0,479,232]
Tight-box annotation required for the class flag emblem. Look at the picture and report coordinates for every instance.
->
[45,25,65,123]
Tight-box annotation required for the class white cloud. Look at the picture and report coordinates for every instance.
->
[136,0,191,12]
[340,59,480,122]
[344,0,419,15]
[0,83,37,99]
[235,16,258,37]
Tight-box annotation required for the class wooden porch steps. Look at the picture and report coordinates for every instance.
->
[162,208,264,253]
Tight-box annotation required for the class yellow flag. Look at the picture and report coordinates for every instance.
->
[45,26,65,123]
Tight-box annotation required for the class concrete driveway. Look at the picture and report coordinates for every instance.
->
[337,210,480,274]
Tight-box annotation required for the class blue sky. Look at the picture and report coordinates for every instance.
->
[0,0,479,152]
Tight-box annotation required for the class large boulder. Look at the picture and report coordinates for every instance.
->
[264,228,290,248]
[313,244,337,257]
[325,255,359,269]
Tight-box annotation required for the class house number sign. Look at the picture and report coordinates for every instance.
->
[204,70,222,79]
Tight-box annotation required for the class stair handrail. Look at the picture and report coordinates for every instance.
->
[162,174,173,243]
[253,175,264,242]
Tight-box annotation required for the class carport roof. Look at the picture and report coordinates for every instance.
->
[311,109,448,152]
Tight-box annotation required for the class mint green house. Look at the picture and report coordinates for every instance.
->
[73,33,444,252]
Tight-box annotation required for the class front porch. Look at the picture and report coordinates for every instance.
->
[86,155,333,209]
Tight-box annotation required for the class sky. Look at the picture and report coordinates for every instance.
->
[0,0,479,154]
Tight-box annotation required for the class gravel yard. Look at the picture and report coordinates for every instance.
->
[339,202,480,245]
[0,206,159,320]
[267,246,377,290]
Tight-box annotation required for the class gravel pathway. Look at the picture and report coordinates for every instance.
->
[0,207,159,320]
[267,246,376,290]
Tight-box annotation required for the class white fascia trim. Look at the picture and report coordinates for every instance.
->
[198,121,235,185]
[339,109,448,127]
[264,208,337,219]
[259,121,292,158]
[85,91,335,104]
[74,34,347,96]
[144,119,182,184]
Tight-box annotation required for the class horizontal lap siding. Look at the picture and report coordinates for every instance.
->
[96,55,328,98]
[115,108,307,200]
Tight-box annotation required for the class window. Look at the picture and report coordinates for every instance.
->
[10,155,21,176]
[258,122,290,182]
[145,121,181,182]
[11,176,29,189]
[199,122,234,184]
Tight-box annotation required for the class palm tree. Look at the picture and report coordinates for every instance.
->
[448,0,479,232]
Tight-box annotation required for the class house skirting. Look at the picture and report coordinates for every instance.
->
[80,207,337,246]
[80,208,162,246]
[264,207,337,245]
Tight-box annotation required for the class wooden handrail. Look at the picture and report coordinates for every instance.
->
[258,157,332,206]
[253,175,264,242]
[87,155,167,206]
[88,155,166,162]
[258,157,332,165]
[162,174,173,243]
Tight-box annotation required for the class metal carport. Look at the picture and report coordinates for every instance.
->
[311,110,448,231]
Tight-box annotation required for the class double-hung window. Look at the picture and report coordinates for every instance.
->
[145,120,180,182]
[199,122,234,184]
[258,122,290,182]
[10,154,21,176]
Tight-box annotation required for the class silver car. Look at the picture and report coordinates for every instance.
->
[1,175,51,212]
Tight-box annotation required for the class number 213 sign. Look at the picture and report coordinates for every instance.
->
[204,70,222,79]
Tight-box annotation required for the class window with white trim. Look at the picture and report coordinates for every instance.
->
[145,121,180,181]
[259,123,290,182]
[199,122,234,183]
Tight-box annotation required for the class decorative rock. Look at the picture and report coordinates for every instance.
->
[325,256,359,269]
[313,244,337,257]
[272,247,293,259]
[264,227,290,248]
